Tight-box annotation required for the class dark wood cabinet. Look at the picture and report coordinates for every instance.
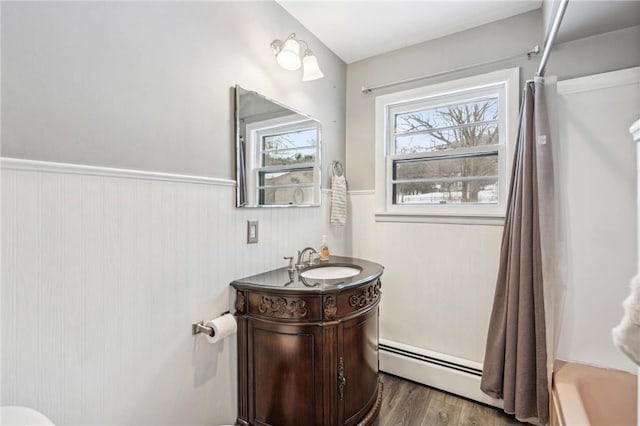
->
[231,258,383,426]
[341,307,380,426]
[249,320,325,425]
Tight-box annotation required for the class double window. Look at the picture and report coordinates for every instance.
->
[375,68,519,222]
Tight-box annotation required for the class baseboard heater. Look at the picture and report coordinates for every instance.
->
[378,340,502,407]
[379,343,482,377]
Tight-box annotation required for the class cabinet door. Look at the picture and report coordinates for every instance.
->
[248,319,325,426]
[341,307,379,426]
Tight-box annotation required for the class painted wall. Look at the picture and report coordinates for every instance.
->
[1,1,346,185]
[1,2,347,425]
[345,9,542,191]
[344,11,542,392]
[344,7,640,396]
[542,0,559,38]
[547,25,640,81]
[543,0,640,47]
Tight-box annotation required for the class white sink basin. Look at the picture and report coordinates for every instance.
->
[300,266,361,280]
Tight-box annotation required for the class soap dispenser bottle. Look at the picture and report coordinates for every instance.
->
[319,235,330,261]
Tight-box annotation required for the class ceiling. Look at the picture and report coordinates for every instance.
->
[277,0,640,65]
[277,1,542,63]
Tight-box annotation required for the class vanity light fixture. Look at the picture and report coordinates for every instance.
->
[271,33,324,81]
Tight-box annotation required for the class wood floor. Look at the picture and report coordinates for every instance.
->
[374,373,526,426]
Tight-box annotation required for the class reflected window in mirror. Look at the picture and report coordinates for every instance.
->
[236,86,321,208]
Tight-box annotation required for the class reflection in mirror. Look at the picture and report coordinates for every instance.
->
[235,85,321,207]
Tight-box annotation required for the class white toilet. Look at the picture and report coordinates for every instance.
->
[0,406,54,425]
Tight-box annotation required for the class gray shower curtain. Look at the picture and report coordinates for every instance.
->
[481,80,550,425]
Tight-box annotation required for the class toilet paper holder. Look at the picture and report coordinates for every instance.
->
[192,311,230,337]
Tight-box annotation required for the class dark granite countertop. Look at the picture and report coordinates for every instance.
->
[230,256,383,294]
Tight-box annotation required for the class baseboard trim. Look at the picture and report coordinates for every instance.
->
[1,157,237,187]
[379,342,503,409]
[380,343,482,377]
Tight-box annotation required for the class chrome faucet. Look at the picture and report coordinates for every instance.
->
[296,247,318,269]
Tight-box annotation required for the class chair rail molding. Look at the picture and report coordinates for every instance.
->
[0,157,236,187]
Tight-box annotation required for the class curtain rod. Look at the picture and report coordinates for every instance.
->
[360,45,540,95]
[536,0,570,77]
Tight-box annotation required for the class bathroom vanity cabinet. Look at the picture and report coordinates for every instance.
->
[231,256,384,426]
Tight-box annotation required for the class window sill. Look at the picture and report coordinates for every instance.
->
[374,211,505,226]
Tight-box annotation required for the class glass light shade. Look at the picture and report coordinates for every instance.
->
[276,38,301,71]
[302,53,324,81]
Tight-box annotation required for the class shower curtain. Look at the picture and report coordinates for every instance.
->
[481,77,560,425]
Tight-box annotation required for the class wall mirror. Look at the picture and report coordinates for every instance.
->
[235,86,321,208]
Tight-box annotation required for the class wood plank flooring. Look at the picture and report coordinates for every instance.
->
[374,373,526,426]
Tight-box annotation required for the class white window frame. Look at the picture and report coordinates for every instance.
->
[245,115,321,207]
[374,68,519,224]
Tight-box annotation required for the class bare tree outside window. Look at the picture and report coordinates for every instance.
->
[257,124,318,205]
[391,97,500,204]
[263,128,317,166]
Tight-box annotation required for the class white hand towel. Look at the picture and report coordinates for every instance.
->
[612,274,640,366]
[330,175,347,226]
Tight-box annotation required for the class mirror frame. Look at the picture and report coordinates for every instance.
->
[235,85,322,208]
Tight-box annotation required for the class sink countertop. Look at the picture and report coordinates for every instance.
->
[230,256,383,294]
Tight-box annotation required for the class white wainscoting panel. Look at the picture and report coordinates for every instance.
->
[1,159,345,425]
[348,191,503,400]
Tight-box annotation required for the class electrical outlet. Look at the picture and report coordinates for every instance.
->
[247,221,258,244]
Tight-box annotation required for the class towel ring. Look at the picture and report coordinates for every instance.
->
[331,160,344,177]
